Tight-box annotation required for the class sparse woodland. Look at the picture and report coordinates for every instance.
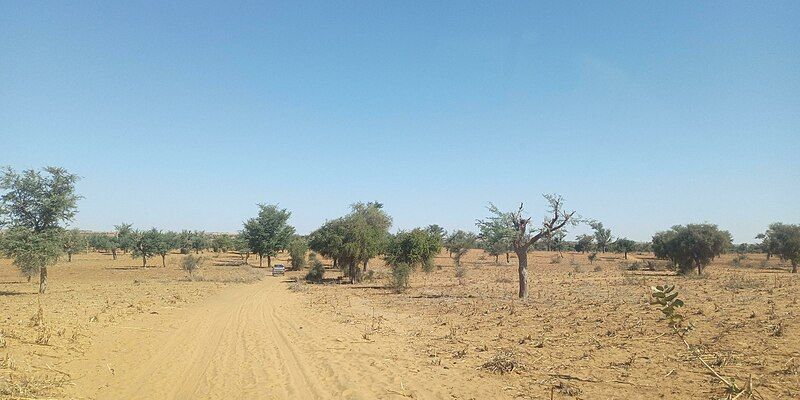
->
[2,166,799,399]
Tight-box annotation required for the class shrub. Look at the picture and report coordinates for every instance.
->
[588,252,598,264]
[391,262,412,292]
[651,224,732,275]
[288,237,308,270]
[181,254,203,278]
[304,255,325,283]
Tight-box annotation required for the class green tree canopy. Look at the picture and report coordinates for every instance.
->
[211,234,235,253]
[308,218,347,267]
[574,234,594,253]
[242,204,295,268]
[590,221,613,253]
[62,228,87,262]
[385,228,442,274]
[308,202,392,282]
[444,230,477,267]
[151,230,178,267]
[0,166,80,293]
[651,224,732,275]
[131,228,161,268]
[763,223,800,272]
[288,236,308,270]
[114,223,135,253]
[613,237,636,259]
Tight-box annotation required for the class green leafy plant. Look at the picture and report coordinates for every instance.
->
[649,285,751,397]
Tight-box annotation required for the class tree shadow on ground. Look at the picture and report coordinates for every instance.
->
[0,290,28,296]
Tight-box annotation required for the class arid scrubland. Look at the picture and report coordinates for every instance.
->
[298,250,800,399]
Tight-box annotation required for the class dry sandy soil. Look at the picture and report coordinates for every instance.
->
[1,249,798,399]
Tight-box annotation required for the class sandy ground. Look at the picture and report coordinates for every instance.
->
[2,250,799,399]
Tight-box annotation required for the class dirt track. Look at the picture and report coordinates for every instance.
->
[63,273,505,400]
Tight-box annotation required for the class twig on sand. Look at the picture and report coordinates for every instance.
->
[545,373,599,383]
[387,389,414,398]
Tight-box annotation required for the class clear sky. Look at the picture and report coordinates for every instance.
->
[1,1,798,242]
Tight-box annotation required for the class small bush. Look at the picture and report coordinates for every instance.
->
[723,275,764,290]
[481,350,524,374]
[588,252,598,264]
[391,262,412,292]
[305,256,325,283]
[181,254,203,278]
[455,263,467,284]
[288,237,308,270]
[550,255,562,264]
[593,265,602,272]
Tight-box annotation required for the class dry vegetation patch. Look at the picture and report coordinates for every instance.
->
[298,250,800,399]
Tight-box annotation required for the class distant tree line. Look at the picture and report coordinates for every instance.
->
[1,166,799,297]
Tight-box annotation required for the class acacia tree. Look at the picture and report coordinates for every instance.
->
[152,230,177,267]
[652,224,732,275]
[477,195,576,298]
[242,204,295,268]
[62,228,87,262]
[88,233,117,259]
[386,228,441,271]
[0,167,80,293]
[478,218,512,264]
[131,228,160,268]
[308,203,391,282]
[385,228,442,291]
[590,221,613,253]
[308,218,347,268]
[191,231,209,254]
[763,223,800,273]
[613,237,636,259]
[344,202,392,274]
[546,230,567,257]
[444,230,477,268]
[233,232,252,264]
[115,223,135,254]
[574,234,594,253]
[211,234,234,253]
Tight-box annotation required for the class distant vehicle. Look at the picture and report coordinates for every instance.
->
[272,264,286,276]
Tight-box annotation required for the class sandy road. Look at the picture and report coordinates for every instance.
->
[65,275,505,400]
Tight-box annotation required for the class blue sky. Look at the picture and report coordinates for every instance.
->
[1,1,798,242]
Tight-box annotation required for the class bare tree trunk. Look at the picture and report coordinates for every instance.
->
[39,267,48,294]
[112,249,117,260]
[506,252,510,263]
[142,256,147,268]
[161,254,166,268]
[333,258,338,268]
[267,255,271,268]
[516,248,528,298]
[68,252,72,262]
[259,254,263,267]
[624,251,628,260]
[792,260,797,273]
[363,260,368,272]
[494,255,499,263]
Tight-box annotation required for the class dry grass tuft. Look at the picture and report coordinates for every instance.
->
[481,349,524,374]
[288,277,306,292]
